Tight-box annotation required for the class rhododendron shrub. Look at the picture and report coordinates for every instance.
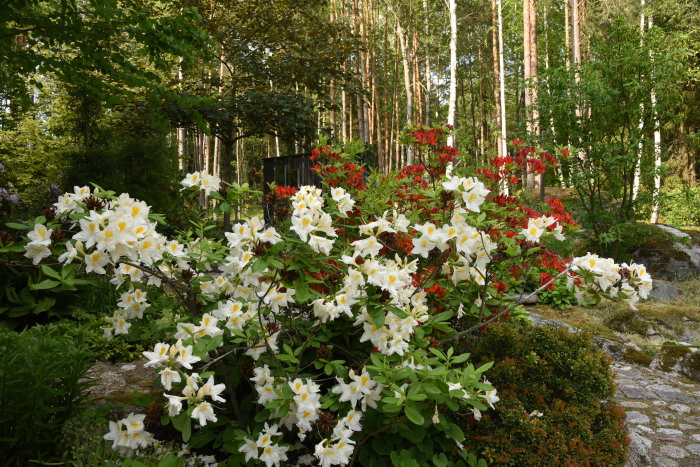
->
[18,127,651,465]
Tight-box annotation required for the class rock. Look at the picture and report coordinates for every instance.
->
[686,444,700,456]
[651,281,679,302]
[678,424,695,430]
[510,292,538,305]
[621,401,650,409]
[679,352,700,383]
[669,404,691,415]
[633,224,700,280]
[627,411,651,424]
[528,311,575,332]
[653,457,679,467]
[648,384,699,404]
[627,431,652,466]
[656,418,675,427]
[620,385,661,400]
[657,428,683,435]
[658,445,688,459]
[595,336,626,361]
[85,359,159,418]
[650,343,692,373]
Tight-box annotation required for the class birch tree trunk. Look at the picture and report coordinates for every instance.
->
[632,0,645,202]
[649,15,662,224]
[497,0,508,195]
[447,0,457,147]
[523,0,532,189]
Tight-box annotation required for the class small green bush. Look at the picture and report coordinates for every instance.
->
[538,280,577,309]
[460,323,628,466]
[0,325,93,465]
[662,187,700,227]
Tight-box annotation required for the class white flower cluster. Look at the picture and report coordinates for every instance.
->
[332,368,383,412]
[520,216,565,243]
[53,185,92,215]
[103,287,150,338]
[290,186,339,254]
[314,411,363,467]
[344,252,427,356]
[164,373,226,426]
[330,187,355,215]
[24,223,53,265]
[103,413,154,453]
[143,340,202,389]
[570,253,653,309]
[181,171,221,195]
[240,423,290,467]
[442,176,491,212]
[224,216,282,275]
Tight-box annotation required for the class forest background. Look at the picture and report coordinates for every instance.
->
[1,0,699,248]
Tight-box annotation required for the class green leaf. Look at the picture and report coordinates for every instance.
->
[443,422,465,442]
[5,222,31,230]
[171,413,192,442]
[404,403,424,425]
[368,307,385,328]
[218,202,232,214]
[30,279,61,290]
[41,265,62,280]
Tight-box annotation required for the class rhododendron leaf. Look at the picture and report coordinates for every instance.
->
[451,353,471,364]
[171,412,191,442]
[431,310,454,322]
[368,307,385,328]
[217,202,232,214]
[251,258,268,273]
[407,385,427,401]
[476,361,494,374]
[443,422,465,442]
[385,304,408,318]
[4,222,31,230]
[254,410,269,423]
[404,403,424,425]
[41,265,61,280]
[399,421,426,443]
[30,279,60,290]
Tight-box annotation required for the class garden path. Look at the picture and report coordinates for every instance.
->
[615,361,700,467]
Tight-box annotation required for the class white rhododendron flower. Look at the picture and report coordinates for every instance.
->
[103,413,154,453]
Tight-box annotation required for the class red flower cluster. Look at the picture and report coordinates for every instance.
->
[275,185,298,198]
[311,160,365,191]
[407,126,445,147]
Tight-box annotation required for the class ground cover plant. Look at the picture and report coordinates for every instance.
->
[11,127,652,466]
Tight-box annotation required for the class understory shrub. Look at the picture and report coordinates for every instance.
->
[461,323,628,466]
[0,325,93,465]
[662,186,700,227]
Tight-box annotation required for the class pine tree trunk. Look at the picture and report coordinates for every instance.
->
[492,0,503,158]
[447,0,457,147]
[497,0,508,195]
[396,16,413,163]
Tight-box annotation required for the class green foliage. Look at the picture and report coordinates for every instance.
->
[461,323,628,466]
[0,249,99,327]
[662,186,700,227]
[537,280,577,309]
[0,325,93,465]
[0,0,213,110]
